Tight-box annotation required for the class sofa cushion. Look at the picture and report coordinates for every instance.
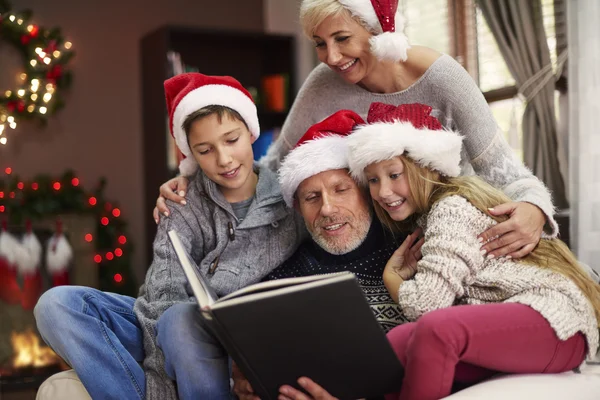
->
[443,363,600,399]
[37,364,600,400]
[36,370,91,400]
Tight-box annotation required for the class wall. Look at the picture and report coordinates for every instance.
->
[567,0,600,273]
[0,0,264,284]
[263,0,316,91]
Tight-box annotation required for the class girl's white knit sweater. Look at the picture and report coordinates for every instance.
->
[399,195,599,359]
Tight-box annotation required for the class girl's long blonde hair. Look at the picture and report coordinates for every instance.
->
[373,155,600,327]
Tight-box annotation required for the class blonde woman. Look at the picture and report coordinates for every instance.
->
[156,0,556,261]
[345,102,600,400]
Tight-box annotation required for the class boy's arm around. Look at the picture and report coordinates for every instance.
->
[134,202,202,400]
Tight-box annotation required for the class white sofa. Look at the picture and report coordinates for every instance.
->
[37,362,600,400]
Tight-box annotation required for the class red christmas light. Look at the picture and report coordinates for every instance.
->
[101,217,109,226]
[32,183,39,190]
[118,235,127,245]
[0,206,5,213]
[114,248,123,257]
[5,167,12,175]
[94,254,102,263]
[88,197,97,206]
[113,273,123,283]
[84,233,93,242]
[0,192,3,198]
[9,192,15,198]
[17,182,24,190]
[106,252,114,260]
[53,182,61,191]
[71,178,80,186]
[112,208,121,217]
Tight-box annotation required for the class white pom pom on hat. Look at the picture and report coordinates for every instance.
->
[339,0,410,62]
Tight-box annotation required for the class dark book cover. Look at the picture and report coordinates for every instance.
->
[168,230,404,400]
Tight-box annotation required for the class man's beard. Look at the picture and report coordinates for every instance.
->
[307,210,372,255]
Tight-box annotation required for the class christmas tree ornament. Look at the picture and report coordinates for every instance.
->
[0,220,22,304]
[18,220,43,309]
[46,220,73,287]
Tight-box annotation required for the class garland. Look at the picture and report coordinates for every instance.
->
[0,168,137,295]
[0,0,74,145]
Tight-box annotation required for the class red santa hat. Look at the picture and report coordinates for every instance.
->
[165,73,260,175]
[278,110,365,207]
[339,0,410,62]
[347,102,463,183]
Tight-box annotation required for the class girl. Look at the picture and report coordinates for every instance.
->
[346,102,600,400]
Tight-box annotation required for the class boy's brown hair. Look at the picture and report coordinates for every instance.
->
[182,105,249,142]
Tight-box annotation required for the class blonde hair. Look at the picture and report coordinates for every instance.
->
[373,155,600,326]
[299,0,371,38]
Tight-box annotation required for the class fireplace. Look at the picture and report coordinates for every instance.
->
[0,215,96,399]
[0,329,68,393]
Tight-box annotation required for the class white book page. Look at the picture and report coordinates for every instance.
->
[217,271,351,303]
[168,230,218,308]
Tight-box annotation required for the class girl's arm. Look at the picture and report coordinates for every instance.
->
[397,196,486,321]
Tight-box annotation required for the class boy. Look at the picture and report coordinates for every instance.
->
[34,73,303,400]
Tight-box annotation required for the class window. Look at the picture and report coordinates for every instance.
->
[400,0,563,160]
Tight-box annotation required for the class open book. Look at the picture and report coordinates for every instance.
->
[168,229,404,400]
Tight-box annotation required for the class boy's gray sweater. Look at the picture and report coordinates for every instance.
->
[134,164,304,400]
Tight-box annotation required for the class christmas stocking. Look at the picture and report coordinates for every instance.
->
[0,221,22,304]
[18,221,43,310]
[46,220,73,287]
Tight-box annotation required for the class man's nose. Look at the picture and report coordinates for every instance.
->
[320,193,339,217]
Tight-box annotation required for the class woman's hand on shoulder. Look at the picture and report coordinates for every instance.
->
[153,176,190,224]
[478,201,545,259]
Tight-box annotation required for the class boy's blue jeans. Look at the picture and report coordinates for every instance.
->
[157,303,233,399]
[34,286,231,400]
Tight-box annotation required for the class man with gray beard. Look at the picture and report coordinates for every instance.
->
[265,109,410,333]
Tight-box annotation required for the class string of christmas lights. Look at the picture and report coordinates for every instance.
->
[0,167,136,294]
[0,0,75,145]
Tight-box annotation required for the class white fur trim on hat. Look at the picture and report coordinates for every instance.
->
[172,84,260,174]
[347,121,463,184]
[178,157,199,177]
[339,1,410,61]
[279,135,349,207]
[370,31,410,62]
